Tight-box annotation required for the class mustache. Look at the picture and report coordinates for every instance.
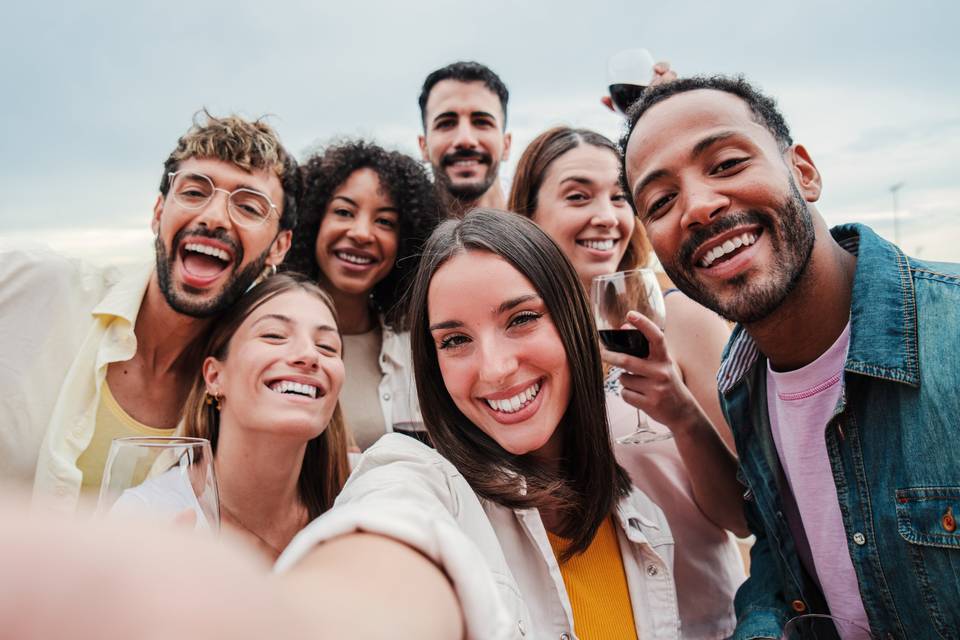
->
[172,226,242,262]
[441,148,492,167]
[678,210,772,266]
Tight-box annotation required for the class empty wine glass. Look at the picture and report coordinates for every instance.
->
[592,268,672,445]
[607,48,656,114]
[98,436,219,531]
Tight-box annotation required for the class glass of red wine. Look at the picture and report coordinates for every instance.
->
[591,268,672,445]
[607,48,656,114]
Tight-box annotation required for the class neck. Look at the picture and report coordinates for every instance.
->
[135,273,212,374]
[326,285,375,335]
[214,421,308,531]
[442,182,507,218]
[746,215,857,371]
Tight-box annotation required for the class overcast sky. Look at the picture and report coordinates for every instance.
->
[1,0,957,264]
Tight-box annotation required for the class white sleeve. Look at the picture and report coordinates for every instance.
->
[274,435,515,640]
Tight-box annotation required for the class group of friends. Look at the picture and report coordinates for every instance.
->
[1,60,958,640]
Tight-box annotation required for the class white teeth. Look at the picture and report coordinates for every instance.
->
[580,239,616,251]
[269,380,318,398]
[184,243,230,262]
[484,382,541,414]
[699,233,758,268]
[336,251,374,265]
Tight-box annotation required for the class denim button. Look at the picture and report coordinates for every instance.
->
[943,506,956,532]
[791,599,807,613]
[853,532,866,545]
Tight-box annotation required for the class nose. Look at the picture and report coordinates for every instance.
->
[679,182,728,230]
[590,199,619,229]
[345,215,373,243]
[289,333,320,370]
[477,334,519,386]
[194,188,232,230]
[452,121,479,149]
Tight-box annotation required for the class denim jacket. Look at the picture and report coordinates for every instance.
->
[719,224,960,640]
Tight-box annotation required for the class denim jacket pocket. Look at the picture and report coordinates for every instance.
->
[895,487,960,637]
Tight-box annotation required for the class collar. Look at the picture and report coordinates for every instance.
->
[718,223,919,394]
[91,261,154,324]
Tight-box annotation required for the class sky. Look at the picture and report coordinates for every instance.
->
[1,0,957,265]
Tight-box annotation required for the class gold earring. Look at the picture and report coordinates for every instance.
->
[205,392,222,410]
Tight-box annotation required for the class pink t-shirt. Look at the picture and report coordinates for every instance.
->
[766,322,870,638]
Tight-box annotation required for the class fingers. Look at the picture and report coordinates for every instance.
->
[624,311,669,361]
[651,61,678,86]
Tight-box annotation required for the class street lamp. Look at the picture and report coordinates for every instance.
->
[890,182,904,246]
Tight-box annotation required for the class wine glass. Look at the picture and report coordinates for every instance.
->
[782,614,876,639]
[591,268,672,445]
[98,436,220,531]
[606,48,656,114]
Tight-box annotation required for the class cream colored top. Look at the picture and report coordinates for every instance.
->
[341,327,388,450]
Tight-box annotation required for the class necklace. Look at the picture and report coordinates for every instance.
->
[219,502,301,558]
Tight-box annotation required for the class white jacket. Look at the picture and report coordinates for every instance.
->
[276,434,680,640]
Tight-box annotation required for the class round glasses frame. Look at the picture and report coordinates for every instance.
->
[167,170,279,228]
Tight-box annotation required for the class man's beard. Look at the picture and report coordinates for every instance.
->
[435,148,498,204]
[662,179,815,325]
[155,227,271,319]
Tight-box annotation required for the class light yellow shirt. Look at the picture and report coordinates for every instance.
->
[76,381,175,500]
[0,245,154,513]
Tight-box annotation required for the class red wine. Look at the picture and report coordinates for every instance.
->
[599,329,649,358]
[609,83,647,114]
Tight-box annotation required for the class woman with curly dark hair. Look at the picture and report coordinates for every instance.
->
[285,140,440,450]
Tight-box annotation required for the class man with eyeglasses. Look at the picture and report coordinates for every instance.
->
[0,112,298,512]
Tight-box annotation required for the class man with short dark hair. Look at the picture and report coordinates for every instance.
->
[0,112,298,512]
[417,61,511,217]
[620,75,960,639]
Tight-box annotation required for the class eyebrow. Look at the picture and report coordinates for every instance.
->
[331,195,399,215]
[252,314,338,334]
[632,131,741,203]
[428,294,541,332]
[182,172,265,195]
[431,110,497,125]
[559,176,595,188]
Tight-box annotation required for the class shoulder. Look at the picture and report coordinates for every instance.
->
[340,434,465,513]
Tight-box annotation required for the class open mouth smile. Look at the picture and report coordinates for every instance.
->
[334,249,377,267]
[266,378,324,399]
[178,238,236,285]
[696,229,761,269]
[577,238,618,252]
[483,380,541,414]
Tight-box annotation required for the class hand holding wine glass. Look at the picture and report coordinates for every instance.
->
[592,268,673,445]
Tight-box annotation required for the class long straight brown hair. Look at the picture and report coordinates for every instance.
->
[180,273,350,520]
[508,126,652,272]
[408,209,631,558]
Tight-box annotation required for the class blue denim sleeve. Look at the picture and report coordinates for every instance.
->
[732,500,792,640]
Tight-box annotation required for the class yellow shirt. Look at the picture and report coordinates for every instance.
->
[547,516,639,640]
[76,381,175,501]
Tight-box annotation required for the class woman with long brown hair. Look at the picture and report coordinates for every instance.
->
[115,273,351,561]
[510,126,747,639]
[277,210,680,639]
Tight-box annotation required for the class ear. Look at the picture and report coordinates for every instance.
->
[501,131,512,163]
[268,229,292,266]
[202,356,225,397]
[151,195,164,234]
[786,144,822,202]
[418,134,430,163]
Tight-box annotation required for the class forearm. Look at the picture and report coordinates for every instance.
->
[670,406,749,536]
[281,532,465,640]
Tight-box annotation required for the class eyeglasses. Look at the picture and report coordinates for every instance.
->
[167,170,279,228]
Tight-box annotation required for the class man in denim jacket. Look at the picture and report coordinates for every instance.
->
[620,75,960,639]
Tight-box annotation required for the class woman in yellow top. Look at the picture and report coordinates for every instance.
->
[277,210,680,639]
